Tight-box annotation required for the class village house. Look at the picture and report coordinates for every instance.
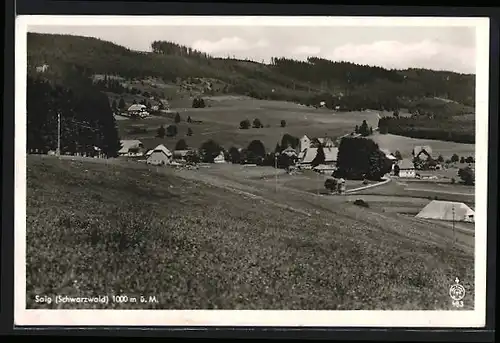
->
[118,140,145,157]
[281,146,299,159]
[36,64,49,73]
[146,144,173,165]
[213,151,226,163]
[127,104,150,118]
[413,145,433,160]
[380,149,398,164]
[299,135,311,153]
[395,159,416,178]
[298,147,339,170]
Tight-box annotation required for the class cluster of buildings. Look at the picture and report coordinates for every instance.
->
[118,140,226,166]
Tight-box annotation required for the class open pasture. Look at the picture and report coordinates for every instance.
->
[370,133,475,159]
[118,97,382,151]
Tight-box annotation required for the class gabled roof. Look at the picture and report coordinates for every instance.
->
[118,140,143,154]
[173,149,192,157]
[397,159,414,169]
[300,147,338,164]
[416,200,474,222]
[413,145,432,157]
[149,144,172,157]
[128,104,147,112]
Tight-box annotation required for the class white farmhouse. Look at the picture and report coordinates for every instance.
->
[146,144,173,165]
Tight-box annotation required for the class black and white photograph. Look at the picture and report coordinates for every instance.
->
[14,15,489,327]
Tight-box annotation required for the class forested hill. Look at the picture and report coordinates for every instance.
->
[27,32,475,111]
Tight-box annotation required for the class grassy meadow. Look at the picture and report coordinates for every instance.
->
[26,156,474,310]
[117,97,383,151]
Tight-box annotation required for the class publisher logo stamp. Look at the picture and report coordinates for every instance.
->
[449,277,465,308]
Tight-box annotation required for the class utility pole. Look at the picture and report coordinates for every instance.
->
[57,111,61,158]
[275,154,278,193]
[452,205,456,246]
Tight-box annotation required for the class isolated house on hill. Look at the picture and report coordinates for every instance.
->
[146,144,173,165]
[127,104,149,118]
[118,140,144,156]
[413,145,433,160]
[416,200,475,223]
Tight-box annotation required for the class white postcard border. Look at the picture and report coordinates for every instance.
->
[14,15,490,327]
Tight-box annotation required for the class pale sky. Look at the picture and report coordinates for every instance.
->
[28,24,476,74]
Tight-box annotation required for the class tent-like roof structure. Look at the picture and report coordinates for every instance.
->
[300,147,338,164]
[416,200,475,223]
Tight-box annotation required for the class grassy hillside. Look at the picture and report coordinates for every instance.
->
[27,32,475,111]
[26,156,474,310]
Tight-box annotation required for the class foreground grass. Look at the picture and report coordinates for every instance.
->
[26,156,474,310]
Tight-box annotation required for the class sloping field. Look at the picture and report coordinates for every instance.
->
[371,133,475,159]
[118,98,381,151]
[26,156,474,310]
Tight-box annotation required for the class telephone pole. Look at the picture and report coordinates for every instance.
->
[275,154,278,193]
[452,205,456,246]
[57,111,61,158]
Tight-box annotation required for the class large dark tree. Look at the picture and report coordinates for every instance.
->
[175,139,188,150]
[27,74,121,157]
[200,139,223,163]
[280,134,299,150]
[247,140,266,158]
[335,137,391,180]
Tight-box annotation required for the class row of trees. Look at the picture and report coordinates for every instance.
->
[239,118,287,130]
[354,120,374,137]
[27,75,121,157]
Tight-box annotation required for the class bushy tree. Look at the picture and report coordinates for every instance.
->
[460,156,465,163]
[175,112,181,123]
[465,156,474,163]
[280,133,299,150]
[280,120,286,127]
[200,139,223,163]
[253,118,263,128]
[247,140,266,158]
[228,146,241,164]
[324,178,338,193]
[175,139,188,150]
[240,119,251,129]
[187,127,193,136]
[359,120,370,137]
[458,166,474,185]
[119,97,126,110]
[394,150,402,160]
[437,154,444,162]
[157,125,166,138]
[451,153,459,162]
[335,137,391,180]
[166,124,178,137]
